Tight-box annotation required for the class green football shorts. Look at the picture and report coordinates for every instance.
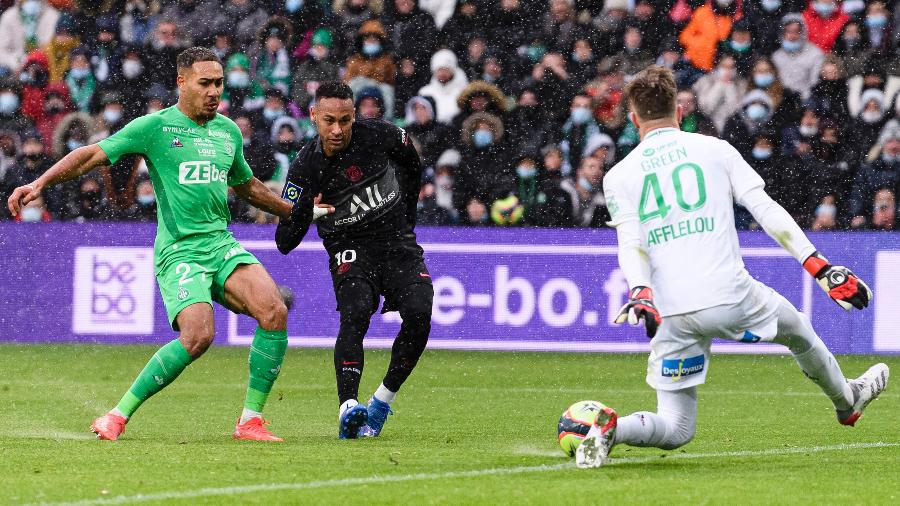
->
[155,232,260,330]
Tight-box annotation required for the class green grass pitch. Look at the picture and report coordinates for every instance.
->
[1,344,897,505]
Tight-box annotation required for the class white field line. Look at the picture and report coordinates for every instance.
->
[29,442,899,506]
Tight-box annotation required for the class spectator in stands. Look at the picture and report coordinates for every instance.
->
[65,46,96,113]
[506,87,552,157]
[88,90,125,144]
[560,155,608,228]
[394,47,431,118]
[216,0,269,51]
[116,45,148,120]
[419,48,468,125]
[439,0,483,57]
[291,28,339,111]
[527,52,576,129]
[772,15,824,99]
[385,0,438,65]
[847,58,900,119]
[233,111,277,183]
[251,17,293,96]
[454,112,510,215]
[453,81,507,139]
[405,95,450,170]
[432,148,459,220]
[782,106,821,157]
[676,88,716,137]
[592,0,628,57]
[629,0,671,55]
[723,90,776,159]
[832,20,872,77]
[3,130,65,218]
[863,1,893,54]
[355,86,385,120]
[87,14,123,91]
[463,198,489,225]
[162,0,220,46]
[121,176,157,222]
[849,129,900,228]
[15,193,51,222]
[559,93,602,175]
[808,55,850,122]
[746,0,792,56]
[45,13,80,84]
[344,20,395,86]
[70,176,116,221]
[416,176,455,225]
[679,0,738,73]
[119,0,154,46]
[487,0,530,60]
[848,89,890,165]
[36,83,70,154]
[0,77,32,132]
[542,0,578,54]
[614,24,655,79]
[508,150,542,224]
[259,87,289,132]
[693,54,747,133]
[802,0,849,53]
[0,0,60,73]
[716,20,756,78]
[53,109,92,160]
[333,0,381,61]
[0,130,19,187]
[810,195,839,231]
[276,0,325,36]
[806,120,855,219]
[271,116,301,184]
[19,49,49,123]
[749,56,802,136]
[143,19,188,90]
[222,53,265,114]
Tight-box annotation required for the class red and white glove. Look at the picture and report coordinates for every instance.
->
[803,251,873,311]
[614,286,662,338]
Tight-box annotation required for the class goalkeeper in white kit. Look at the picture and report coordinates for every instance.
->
[577,66,889,469]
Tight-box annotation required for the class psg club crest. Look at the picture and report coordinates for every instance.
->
[345,165,363,183]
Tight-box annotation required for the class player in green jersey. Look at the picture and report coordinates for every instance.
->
[7,48,332,441]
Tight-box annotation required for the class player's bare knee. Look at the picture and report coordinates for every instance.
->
[256,298,288,331]
[179,328,215,359]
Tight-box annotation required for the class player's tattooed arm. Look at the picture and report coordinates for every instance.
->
[233,177,294,218]
[7,144,109,217]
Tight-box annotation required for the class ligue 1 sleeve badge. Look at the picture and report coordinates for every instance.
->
[283,182,303,203]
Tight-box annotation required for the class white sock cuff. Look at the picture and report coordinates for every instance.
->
[339,399,358,420]
[374,383,397,404]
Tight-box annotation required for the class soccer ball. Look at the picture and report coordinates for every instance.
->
[490,195,525,225]
[557,400,610,457]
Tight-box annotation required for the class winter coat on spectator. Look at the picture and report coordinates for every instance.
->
[559,177,609,228]
[808,75,850,121]
[723,92,777,160]
[541,3,579,54]
[2,152,65,218]
[756,80,803,138]
[419,49,469,125]
[693,71,748,133]
[404,96,451,170]
[452,81,508,140]
[332,0,380,61]
[222,53,265,114]
[847,75,900,119]
[625,8,672,56]
[486,2,530,61]
[250,17,294,95]
[745,0,790,56]
[142,33,188,91]
[242,132,277,183]
[0,0,60,72]
[214,0,270,52]
[291,54,339,111]
[802,3,849,53]
[274,0,325,37]
[0,80,33,133]
[439,1,485,57]
[506,103,554,157]
[344,20,396,86]
[849,156,900,220]
[36,83,72,154]
[679,108,717,137]
[528,176,574,227]
[454,112,511,214]
[20,49,49,123]
[419,0,455,30]
[559,117,602,179]
[806,138,855,219]
[161,0,221,46]
[384,3,438,65]
[679,2,736,72]
[52,110,92,159]
[832,23,874,77]
[772,15,824,99]
[45,17,80,85]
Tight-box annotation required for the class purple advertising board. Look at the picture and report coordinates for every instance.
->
[2,223,899,354]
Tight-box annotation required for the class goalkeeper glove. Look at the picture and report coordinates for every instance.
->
[802,251,873,311]
[614,286,662,338]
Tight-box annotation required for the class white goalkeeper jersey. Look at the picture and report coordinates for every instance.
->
[603,127,766,317]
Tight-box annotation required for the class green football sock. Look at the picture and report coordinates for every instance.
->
[244,327,288,413]
[114,339,193,418]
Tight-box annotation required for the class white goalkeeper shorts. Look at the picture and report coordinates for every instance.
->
[647,280,793,391]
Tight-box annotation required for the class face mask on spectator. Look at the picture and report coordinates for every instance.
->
[122,59,143,79]
[20,0,41,17]
[473,129,493,149]
[861,110,883,123]
[516,165,537,179]
[227,71,250,88]
[103,108,123,125]
[746,103,768,121]
[19,72,33,85]
[578,177,595,192]
[882,152,898,164]
[362,42,382,57]
[781,39,802,52]
[570,106,592,125]
[812,2,836,17]
[67,139,84,151]
[69,68,91,80]
[137,194,156,205]
[24,152,43,162]
[285,0,303,13]
[310,46,328,61]
[21,206,42,222]
[46,102,64,115]
[753,73,775,88]
[816,202,837,219]
[263,108,285,121]
[761,0,781,11]
[730,40,751,52]
[866,15,888,29]
[716,68,735,81]
[752,147,773,160]
[843,36,860,48]
[799,124,818,137]
[715,0,732,6]
[0,92,19,114]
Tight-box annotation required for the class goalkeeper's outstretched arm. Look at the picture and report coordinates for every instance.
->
[740,187,872,310]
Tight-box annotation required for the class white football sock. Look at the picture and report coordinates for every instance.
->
[614,387,697,450]
[373,383,396,404]
[339,399,358,420]
[239,408,263,424]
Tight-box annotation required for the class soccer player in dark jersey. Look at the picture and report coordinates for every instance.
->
[276,81,433,439]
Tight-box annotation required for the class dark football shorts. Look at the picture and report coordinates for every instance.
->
[326,236,432,313]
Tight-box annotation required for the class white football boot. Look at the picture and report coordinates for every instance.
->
[837,363,889,426]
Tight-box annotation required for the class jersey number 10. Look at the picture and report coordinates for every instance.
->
[638,163,707,222]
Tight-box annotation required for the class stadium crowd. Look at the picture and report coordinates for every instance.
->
[0,0,899,229]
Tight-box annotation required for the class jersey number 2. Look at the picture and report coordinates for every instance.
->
[638,163,707,222]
